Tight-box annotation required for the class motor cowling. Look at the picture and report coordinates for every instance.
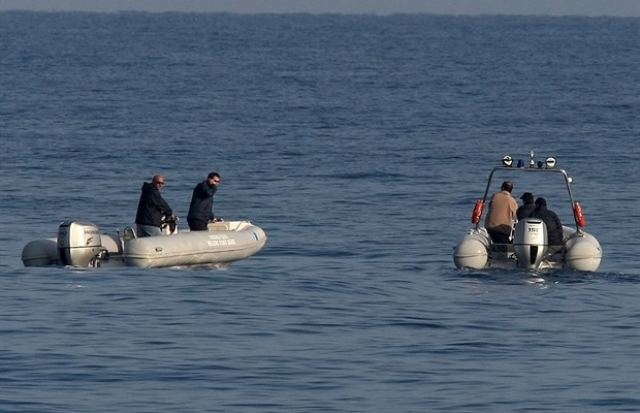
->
[513,218,548,270]
[57,220,104,267]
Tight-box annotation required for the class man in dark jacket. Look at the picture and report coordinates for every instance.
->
[135,175,174,237]
[516,192,536,220]
[187,172,221,231]
[530,197,563,247]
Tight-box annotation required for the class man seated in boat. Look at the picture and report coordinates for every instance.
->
[484,181,518,244]
[529,197,564,254]
[516,192,535,220]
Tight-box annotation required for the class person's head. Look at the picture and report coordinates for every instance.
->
[501,181,513,193]
[207,172,221,187]
[535,197,547,208]
[520,192,534,204]
[152,175,166,190]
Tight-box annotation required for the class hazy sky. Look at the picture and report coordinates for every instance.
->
[0,0,639,16]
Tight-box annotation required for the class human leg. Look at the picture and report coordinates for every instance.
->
[188,219,208,231]
[487,228,510,244]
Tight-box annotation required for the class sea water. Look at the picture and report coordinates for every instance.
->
[1,12,640,412]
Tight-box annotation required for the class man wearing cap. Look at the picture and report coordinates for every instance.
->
[517,192,536,220]
[484,181,518,243]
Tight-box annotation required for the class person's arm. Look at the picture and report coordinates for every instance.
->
[510,198,519,221]
[553,213,562,232]
[151,190,173,216]
[209,186,217,221]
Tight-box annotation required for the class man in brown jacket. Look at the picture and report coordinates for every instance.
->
[485,181,518,243]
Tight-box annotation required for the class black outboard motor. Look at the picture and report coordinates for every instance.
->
[57,220,104,267]
[513,218,548,270]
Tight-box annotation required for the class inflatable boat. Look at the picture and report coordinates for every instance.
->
[22,219,267,269]
[453,152,602,272]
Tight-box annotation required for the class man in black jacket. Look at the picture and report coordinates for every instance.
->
[187,172,222,231]
[516,192,536,220]
[134,175,174,237]
[530,197,564,248]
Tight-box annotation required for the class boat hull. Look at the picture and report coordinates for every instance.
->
[453,225,602,272]
[124,222,267,268]
[22,221,267,269]
[453,228,491,270]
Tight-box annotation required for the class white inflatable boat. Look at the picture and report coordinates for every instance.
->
[453,152,602,272]
[22,220,267,269]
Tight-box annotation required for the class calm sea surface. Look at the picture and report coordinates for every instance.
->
[1,12,640,412]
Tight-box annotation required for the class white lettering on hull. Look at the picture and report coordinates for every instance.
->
[207,234,237,247]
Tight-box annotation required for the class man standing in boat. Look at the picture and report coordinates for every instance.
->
[135,175,175,237]
[187,172,222,231]
[485,180,518,243]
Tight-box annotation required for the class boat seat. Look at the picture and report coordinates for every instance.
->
[208,222,228,231]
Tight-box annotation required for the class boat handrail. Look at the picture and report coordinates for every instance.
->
[476,166,579,231]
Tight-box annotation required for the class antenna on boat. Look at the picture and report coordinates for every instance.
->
[528,150,535,168]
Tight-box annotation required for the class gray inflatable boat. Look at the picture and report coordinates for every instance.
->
[22,220,267,269]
